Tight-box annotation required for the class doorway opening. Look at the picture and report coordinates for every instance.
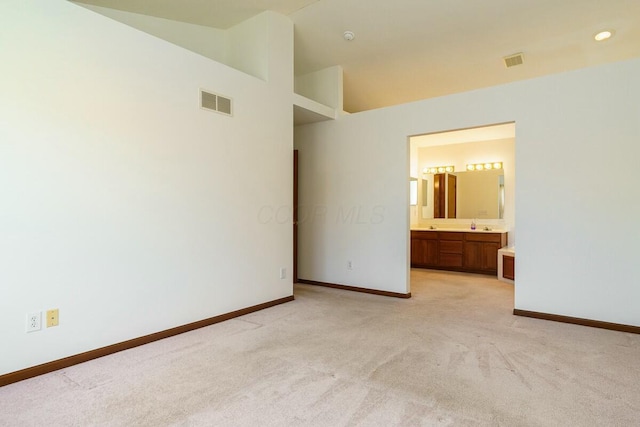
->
[408,122,515,293]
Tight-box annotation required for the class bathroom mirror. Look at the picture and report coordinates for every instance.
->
[426,169,504,219]
[410,122,514,222]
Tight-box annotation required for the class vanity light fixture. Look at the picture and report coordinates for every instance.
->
[467,162,502,171]
[423,165,454,174]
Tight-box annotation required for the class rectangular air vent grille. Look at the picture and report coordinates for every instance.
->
[200,89,233,116]
[503,52,524,68]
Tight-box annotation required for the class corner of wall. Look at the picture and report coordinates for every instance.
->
[294,65,344,110]
[225,13,269,81]
[76,4,228,63]
[264,11,294,91]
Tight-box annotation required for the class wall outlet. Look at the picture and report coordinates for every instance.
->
[27,312,42,333]
[279,267,286,279]
[347,260,353,270]
[46,309,59,327]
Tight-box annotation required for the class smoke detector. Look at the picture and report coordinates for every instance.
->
[343,31,355,41]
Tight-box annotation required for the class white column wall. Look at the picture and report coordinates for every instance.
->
[295,58,640,325]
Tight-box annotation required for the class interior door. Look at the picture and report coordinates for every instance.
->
[447,174,457,218]
[433,173,446,218]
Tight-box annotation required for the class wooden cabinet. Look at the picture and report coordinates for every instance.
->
[463,232,505,274]
[410,231,438,267]
[438,232,463,268]
[411,230,507,275]
[463,241,483,270]
[503,255,515,280]
[497,247,515,283]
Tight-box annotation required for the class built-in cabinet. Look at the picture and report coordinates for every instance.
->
[503,255,515,280]
[411,230,507,275]
[438,232,464,268]
[411,231,438,266]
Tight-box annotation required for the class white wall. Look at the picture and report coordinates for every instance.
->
[295,66,344,110]
[409,140,420,226]
[417,138,514,181]
[78,4,279,83]
[295,114,411,294]
[78,4,228,63]
[295,58,640,326]
[226,14,269,81]
[0,1,293,375]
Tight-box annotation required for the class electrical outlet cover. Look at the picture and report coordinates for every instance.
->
[27,312,42,332]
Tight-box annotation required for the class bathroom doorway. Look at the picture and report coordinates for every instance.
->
[408,122,515,291]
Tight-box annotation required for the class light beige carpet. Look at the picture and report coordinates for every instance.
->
[1,269,639,426]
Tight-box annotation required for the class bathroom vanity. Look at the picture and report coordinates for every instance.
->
[411,229,507,275]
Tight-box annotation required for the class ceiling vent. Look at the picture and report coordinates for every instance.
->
[200,89,233,116]
[503,53,524,68]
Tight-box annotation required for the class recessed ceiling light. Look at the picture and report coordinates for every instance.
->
[594,30,614,41]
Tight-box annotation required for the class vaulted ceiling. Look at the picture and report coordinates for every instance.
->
[74,0,640,113]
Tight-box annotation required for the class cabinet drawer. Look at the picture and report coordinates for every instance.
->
[439,240,463,254]
[439,253,463,267]
[465,232,504,243]
[438,232,463,241]
[411,231,438,240]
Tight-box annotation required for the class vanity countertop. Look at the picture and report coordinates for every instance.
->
[411,227,506,233]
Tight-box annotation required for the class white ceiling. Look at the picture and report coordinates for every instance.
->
[74,0,640,113]
[73,0,321,28]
